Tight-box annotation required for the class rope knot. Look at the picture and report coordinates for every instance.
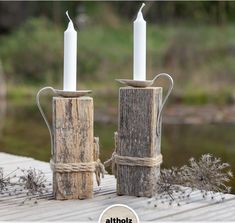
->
[94,159,106,186]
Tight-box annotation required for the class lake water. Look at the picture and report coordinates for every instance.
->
[0,99,234,193]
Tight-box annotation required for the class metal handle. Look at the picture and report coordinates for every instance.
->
[152,73,174,136]
[36,86,56,155]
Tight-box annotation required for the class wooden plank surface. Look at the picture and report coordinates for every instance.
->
[0,152,234,221]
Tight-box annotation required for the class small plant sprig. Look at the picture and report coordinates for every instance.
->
[149,167,190,207]
[149,154,233,207]
[0,167,50,205]
[18,168,49,205]
[0,167,10,193]
[0,167,18,195]
[181,154,233,199]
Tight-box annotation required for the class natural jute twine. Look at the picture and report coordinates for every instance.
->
[104,132,163,177]
[50,138,106,187]
[50,159,106,186]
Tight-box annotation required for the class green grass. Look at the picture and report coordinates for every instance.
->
[78,24,235,103]
[1,18,235,105]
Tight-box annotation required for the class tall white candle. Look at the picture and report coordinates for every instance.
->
[133,3,146,81]
[63,11,77,91]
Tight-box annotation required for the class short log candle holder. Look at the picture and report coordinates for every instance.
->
[114,73,173,197]
[36,88,105,200]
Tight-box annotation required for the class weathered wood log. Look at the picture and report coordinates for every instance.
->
[52,96,94,200]
[117,87,162,197]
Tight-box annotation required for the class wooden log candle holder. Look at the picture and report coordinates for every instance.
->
[114,73,173,197]
[36,88,105,200]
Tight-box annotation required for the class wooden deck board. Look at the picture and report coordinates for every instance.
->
[159,198,235,221]
[0,152,234,221]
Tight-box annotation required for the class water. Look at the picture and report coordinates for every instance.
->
[0,99,234,193]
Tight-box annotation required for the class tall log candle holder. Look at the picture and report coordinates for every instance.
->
[36,88,105,200]
[114,73,173,197]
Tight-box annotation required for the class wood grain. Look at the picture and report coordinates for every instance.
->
[1,153,235,221]
[52,96,94,200]
[117,87,162,197]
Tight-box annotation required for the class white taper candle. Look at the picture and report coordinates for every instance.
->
[133,3,146,81]
[63,11,77,91]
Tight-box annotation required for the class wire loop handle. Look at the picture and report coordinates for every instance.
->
[152,73,174,136]
[36,86,56,155]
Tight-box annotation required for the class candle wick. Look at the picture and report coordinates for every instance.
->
[66,10,72,23]
[138,3,145,14]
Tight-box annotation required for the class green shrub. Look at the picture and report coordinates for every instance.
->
[0,17,63,84]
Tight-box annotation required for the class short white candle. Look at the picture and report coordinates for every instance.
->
[133,3,146,81]
[63,11,77,91]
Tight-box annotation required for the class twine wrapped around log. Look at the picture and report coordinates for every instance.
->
[51,137,106,187]
[50,159,105,186]
[104,132,163,177]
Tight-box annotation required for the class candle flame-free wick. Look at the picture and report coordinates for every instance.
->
[66,10,72,22]
[138,3,145,14]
